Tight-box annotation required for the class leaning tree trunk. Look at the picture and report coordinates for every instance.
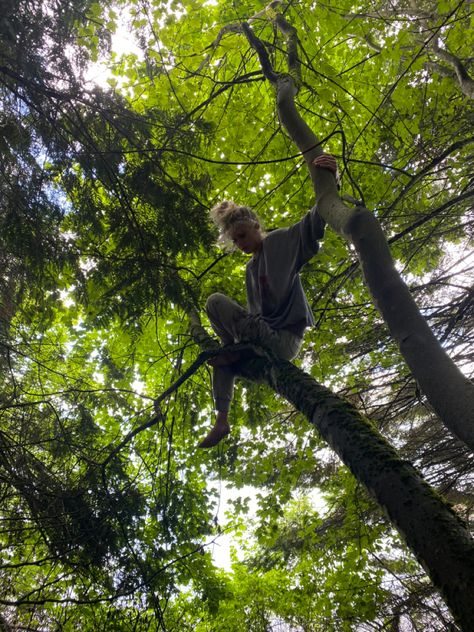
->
[253,354,474,632]
[186,322,474,631]
[239,16,474,453]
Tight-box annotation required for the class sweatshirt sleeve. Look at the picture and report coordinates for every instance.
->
[281,204,325,270]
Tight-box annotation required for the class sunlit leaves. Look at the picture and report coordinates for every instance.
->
[0,0,473,629]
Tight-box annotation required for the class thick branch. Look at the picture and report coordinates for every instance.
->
[430,46,474,100]
[241,22,279,83]
[186,307,474,628]
[273,74,352,233]
[274,14,301,83]
[346,207,474,452]
[240,23,350,233]
[186,305,474,629]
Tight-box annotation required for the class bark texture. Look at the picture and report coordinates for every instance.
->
[346,208,474,449]
[238,355,474,632]
[187,327,474,629]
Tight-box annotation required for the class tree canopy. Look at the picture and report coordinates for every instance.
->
[0,1,473,630]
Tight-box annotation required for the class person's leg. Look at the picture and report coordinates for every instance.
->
[206,292,302,362]
[205,293,251,366]
[199,293,248,448]
[198,365,233,447]
[237,315,303,362]
[198,410,230,448]
[199,293,303,447]
[205,292,247,343]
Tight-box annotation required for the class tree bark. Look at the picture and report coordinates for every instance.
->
[240,18,474,453]
[187,324,474,630]
[237,354,474,632]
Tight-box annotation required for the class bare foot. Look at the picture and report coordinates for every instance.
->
[198,421,231,448]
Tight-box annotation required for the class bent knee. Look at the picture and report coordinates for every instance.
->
[206,292,228,314]
[206,292,227,309]
[206,293,237,320]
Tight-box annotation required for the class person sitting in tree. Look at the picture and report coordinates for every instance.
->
[198,153,338,448]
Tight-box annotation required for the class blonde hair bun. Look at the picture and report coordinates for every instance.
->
[210,200,260,236]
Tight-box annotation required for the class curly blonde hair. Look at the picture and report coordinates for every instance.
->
[210,200,263,246]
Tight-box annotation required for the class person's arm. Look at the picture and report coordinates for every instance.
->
[270,154,339,270]
[285,154,340,266]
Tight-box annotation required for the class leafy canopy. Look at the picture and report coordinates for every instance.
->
[0,0,472,630]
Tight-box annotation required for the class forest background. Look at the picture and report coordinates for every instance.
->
[0,0,473,630]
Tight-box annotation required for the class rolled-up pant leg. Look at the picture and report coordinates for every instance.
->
[205,293,303,413]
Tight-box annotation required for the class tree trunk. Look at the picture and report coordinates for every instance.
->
[238,14,474,451]
[273,74,474,453]
[235,355,474,632]
[200,14,474,627]
[187,319,474,630]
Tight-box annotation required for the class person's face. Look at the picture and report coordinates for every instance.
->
[228,222,264,254]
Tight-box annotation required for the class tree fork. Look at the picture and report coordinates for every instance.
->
[241,15,474,452]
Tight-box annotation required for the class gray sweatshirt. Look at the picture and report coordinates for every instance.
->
[246,206,324,337]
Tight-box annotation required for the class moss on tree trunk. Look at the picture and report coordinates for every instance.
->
[236,355,474,631]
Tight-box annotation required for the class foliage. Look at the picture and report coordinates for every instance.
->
[0,0,473,630]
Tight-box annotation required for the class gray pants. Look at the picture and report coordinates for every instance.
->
[206,293,303,413]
